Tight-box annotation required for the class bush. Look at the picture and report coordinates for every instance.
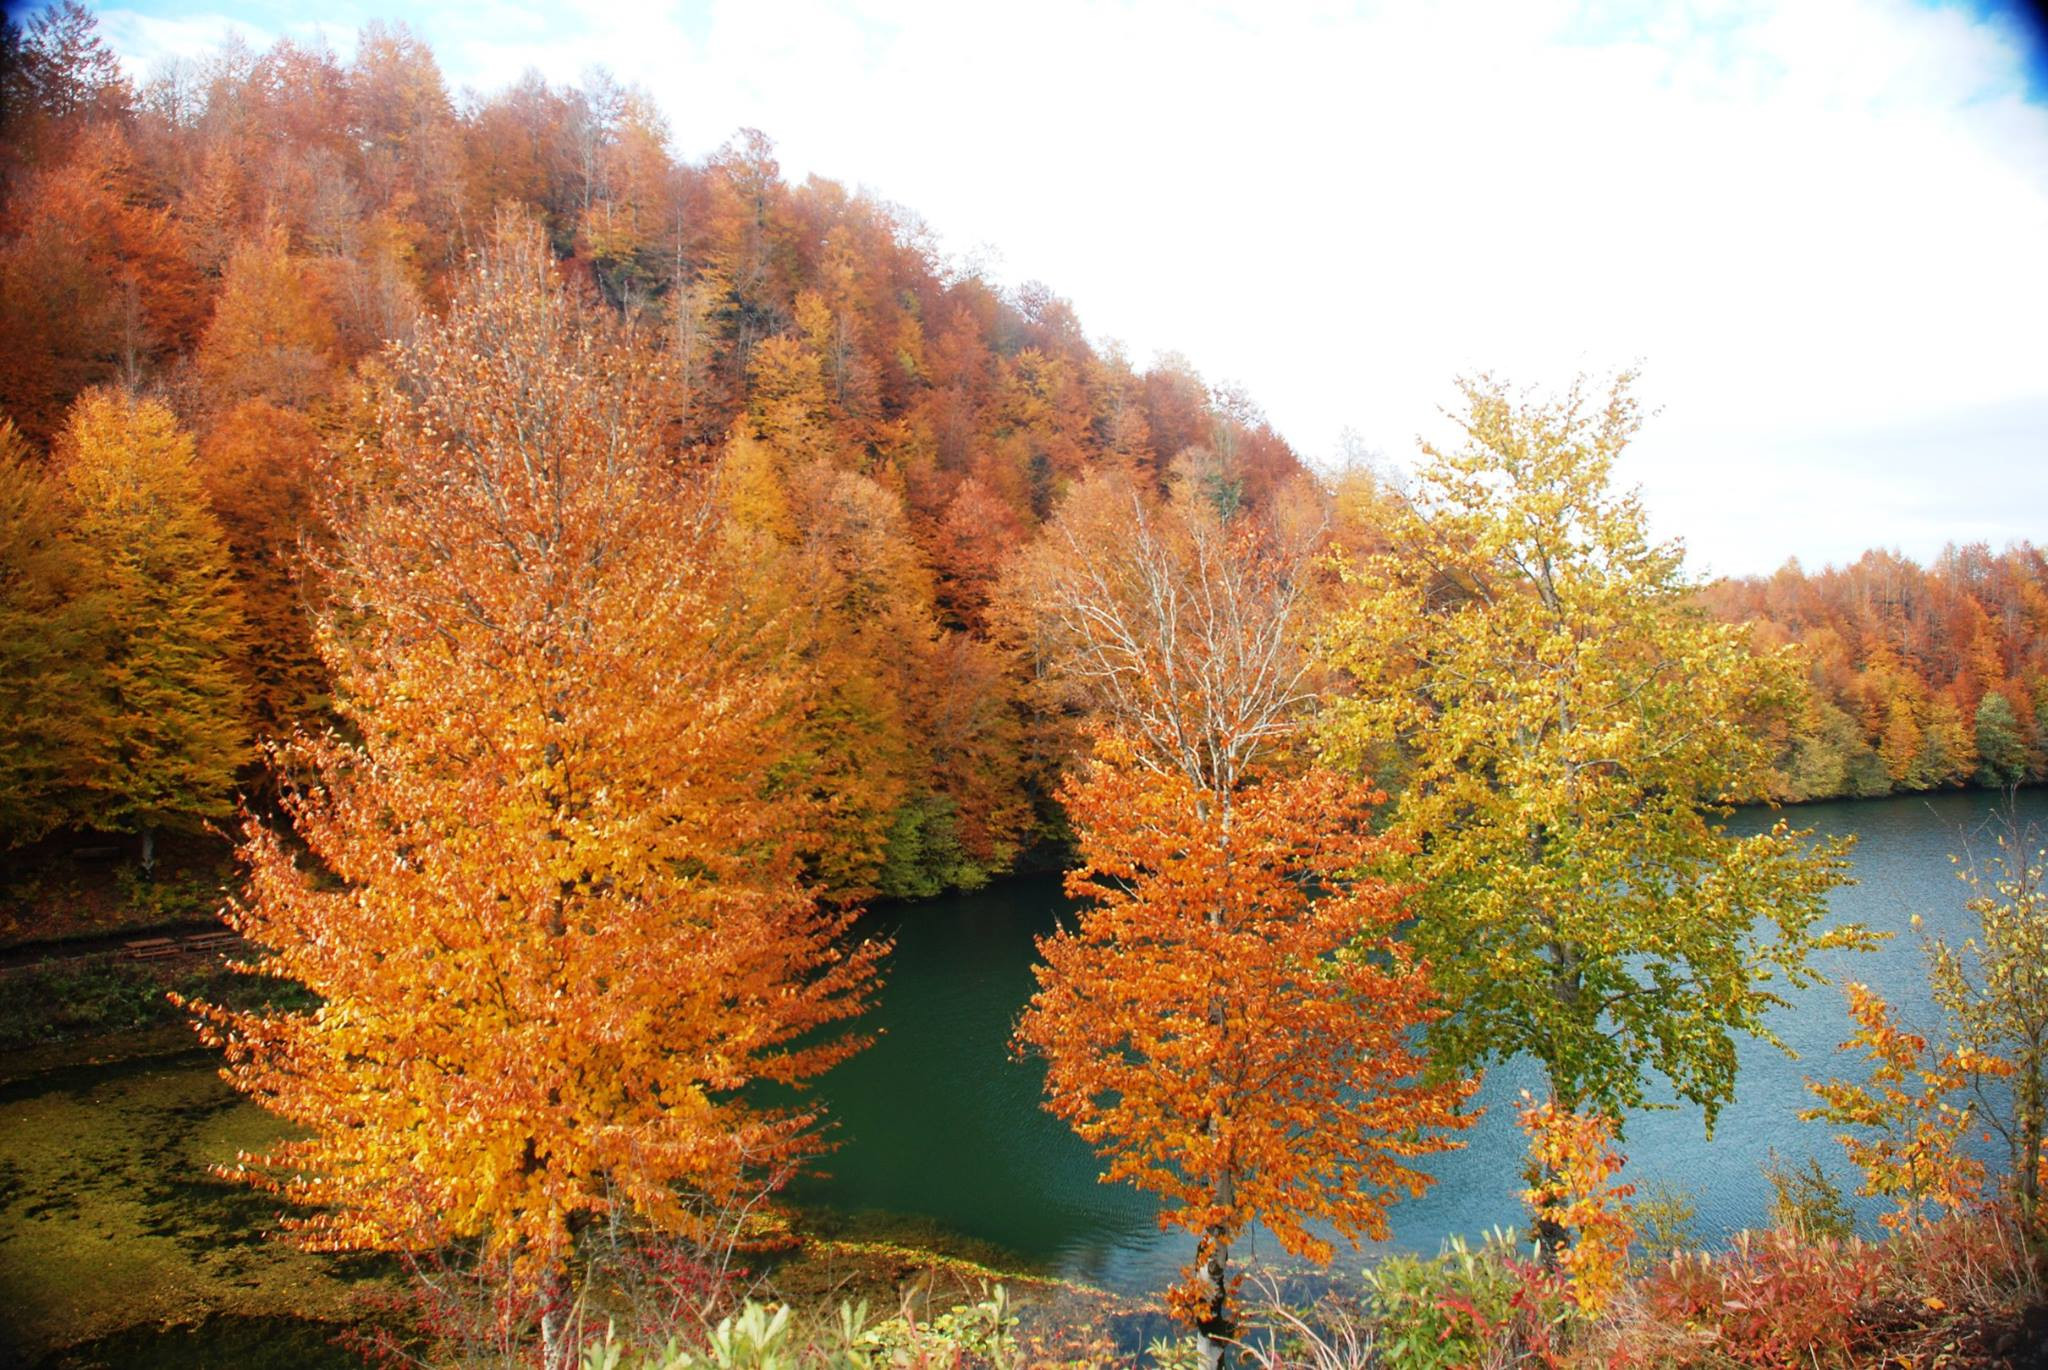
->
[1763,1152,1857,1242]
[1363,1229,1568,1369]
[1630,1183,1701,1269]
[1623,1229,1887,1368]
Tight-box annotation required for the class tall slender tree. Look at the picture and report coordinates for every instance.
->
[57,389,247,872]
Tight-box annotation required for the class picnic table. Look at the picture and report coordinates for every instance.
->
[122,937,177,961]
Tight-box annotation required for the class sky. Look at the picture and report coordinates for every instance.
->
[65,0,2048,578]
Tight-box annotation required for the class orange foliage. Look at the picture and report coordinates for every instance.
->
[0,126,203,440]
[185,220,882,1291]
[195,224,342,412]
[1702,546,2048,798]
[1,5,1315,906]
[1517,1093,1637,1313]
[1802,982,2002,1232]
[1019,745,1473,1335]
[194,399,330,737]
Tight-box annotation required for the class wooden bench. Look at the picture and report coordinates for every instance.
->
[123,937,177,961]
[182,932,239,952]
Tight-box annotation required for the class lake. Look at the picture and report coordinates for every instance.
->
[3,788,2043,1361]
[790,788,2048,1292]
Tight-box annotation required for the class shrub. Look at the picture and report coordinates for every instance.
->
[1630,1183,1701,1269]
[1624,1229,1887,1368]
[1363,1230,1564,1369]
[1763,1151,1857,1242]
[578,1284,1022,1370]
[1518,1094,1636,1314]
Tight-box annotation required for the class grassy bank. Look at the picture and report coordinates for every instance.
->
[0,1019,1104,1368]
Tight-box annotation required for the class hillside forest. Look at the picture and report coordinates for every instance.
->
[1,5,2043,899]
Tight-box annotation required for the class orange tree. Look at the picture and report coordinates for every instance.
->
[1517,1093,1635,1310]
[1803,981,2000,1232]
[1004,473,1472,1364]
[186,216,882,1364]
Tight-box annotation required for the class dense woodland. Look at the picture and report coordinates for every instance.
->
[0,4,1311,899]
[1708,548,2048,800]
[0,5,2042,894]
[4,9,2048,1369]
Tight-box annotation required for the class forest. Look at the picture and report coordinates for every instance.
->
[2,5,2046,1369]
[4,5,2045,893]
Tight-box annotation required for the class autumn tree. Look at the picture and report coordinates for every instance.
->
[1005,473,1471,1365]
[57,389,248,872]
[0,1,129,176]
[1927,811,2048,1236]
[195,399,331,737]
[1974,693,2027,789]
[0,127,205,440]
[1803,982,1996,1232]
[194,223,343,412]
[186,219,882,1365]
[1700,543,2048,801]
[0,417,96,846]
[1318,373,1861,1132]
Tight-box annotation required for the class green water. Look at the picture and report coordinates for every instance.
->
[790,788,2048,1292]
[3,789,2043,1360]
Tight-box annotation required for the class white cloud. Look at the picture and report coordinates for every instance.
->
[94,8,276,73]
[89,0,2048,575]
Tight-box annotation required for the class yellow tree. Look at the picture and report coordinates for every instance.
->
[1318,374,1861,1138]
[1927,813,2048,1236]
[186,218,882,1364]
[0,417,96,846]
[58,390,247,873]
[1005,473,1472,1364]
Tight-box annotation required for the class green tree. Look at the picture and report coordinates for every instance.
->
[1317,372,1862,1130]
[0,417,96,846]
[58,390,248,873]
[1974,692,2026,789]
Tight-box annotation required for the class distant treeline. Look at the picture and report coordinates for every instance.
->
[1703,547,2048,800]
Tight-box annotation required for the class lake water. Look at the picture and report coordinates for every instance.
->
[790,789,2048,1293]
[4,788,2043,1361]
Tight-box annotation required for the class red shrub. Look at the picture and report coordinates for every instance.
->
[1628,1230,1887,1367]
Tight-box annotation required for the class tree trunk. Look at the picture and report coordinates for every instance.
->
[138,824,156,881]
[1198,793,1238,1369]
[1532,1184,1570,1272]
[1194,1226,1234,1369]
[537,1265,573,1370]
